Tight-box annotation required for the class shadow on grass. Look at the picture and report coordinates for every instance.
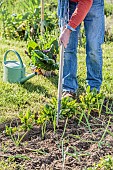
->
[22,81,52,98]
[46,74,58,88]
[46,75,86,92]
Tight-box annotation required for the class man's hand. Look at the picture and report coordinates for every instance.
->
[59,28,71,48]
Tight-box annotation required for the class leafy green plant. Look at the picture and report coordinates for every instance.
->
[37,97,57,138]
[87,155,113,170]
[65,146,89,161]
[0,157,25,170]
[18,110,35,131]
[5,124,28,147]
[31,50,58,71]
[27,36,59,57]
[79,86,104,116]
[26,38,59,71]
[5,125,17,136]
[61,97,78,118]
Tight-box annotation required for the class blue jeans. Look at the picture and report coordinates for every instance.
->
[63,0,105,92]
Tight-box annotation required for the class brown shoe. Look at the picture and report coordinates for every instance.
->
[62,91,76,99]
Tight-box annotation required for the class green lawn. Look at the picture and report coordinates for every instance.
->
[0,39,58,123]
[0,38,113,123]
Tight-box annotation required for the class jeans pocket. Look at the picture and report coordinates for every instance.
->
[93,0,104,6]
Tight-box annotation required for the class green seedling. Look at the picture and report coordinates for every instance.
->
[87,155,113,170]
[79,86,104,116]
[25,147,47,155]
[18,110,35,131]
[5,124,28,147]
[65,146,90,161]
[1,154,30,160]
[61,97,78,118]
[37,97,57,138]
[61,139,69,170]
[5,125,17,136]
[41,121,47,140]
[98,116,111,148]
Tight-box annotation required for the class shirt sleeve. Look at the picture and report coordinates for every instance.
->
[68,0,93,29]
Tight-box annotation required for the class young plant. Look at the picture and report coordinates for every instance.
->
[37,97,57,138]
[79,86,104,116]
[26,38,59,72]
[18,110,35,131]
[5,124,28,147]
[61,97,78,118]
[87,155,113,170]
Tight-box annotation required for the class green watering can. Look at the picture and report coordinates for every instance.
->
[3,49,36,84]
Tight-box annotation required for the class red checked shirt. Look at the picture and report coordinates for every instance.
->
[68,0,93,29]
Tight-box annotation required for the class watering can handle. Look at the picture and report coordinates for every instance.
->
[4,49,24,68]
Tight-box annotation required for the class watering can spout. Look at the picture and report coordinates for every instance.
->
[20,72,36,84]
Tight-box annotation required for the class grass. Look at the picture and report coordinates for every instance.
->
[0,38,113,123]
[0,38,58,123]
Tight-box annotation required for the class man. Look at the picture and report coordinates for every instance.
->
[59,0,105,98]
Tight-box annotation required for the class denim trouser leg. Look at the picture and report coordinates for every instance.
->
[63,2,79,92]
[63,0,105,92]
[63,26,80,92]
[84,1,105,91]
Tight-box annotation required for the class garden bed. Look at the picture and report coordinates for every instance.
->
[0,98,113,170]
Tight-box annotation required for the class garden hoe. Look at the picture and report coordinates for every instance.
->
[57,0,69,126]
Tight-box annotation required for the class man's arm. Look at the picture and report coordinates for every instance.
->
[68,0,93,29]
[59,0,93,48]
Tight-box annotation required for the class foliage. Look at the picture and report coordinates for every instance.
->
[104,1,113,17]
[79,86,105,116]
[37,97,57,138]
[0,0,58,40]
[87,155,113,170]
[61,97,78,118]
[36,86,106,138]
[18,110,35,131]
[31,50,59,71]
[0,0,113,168]
[5,110,35,146]
[0,157,25,170]
[26,38,59,71]
[5,124,28,147]
[5,125,17,136]
[37,97,57,125]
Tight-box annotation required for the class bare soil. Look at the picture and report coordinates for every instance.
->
[0,99,113,170]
